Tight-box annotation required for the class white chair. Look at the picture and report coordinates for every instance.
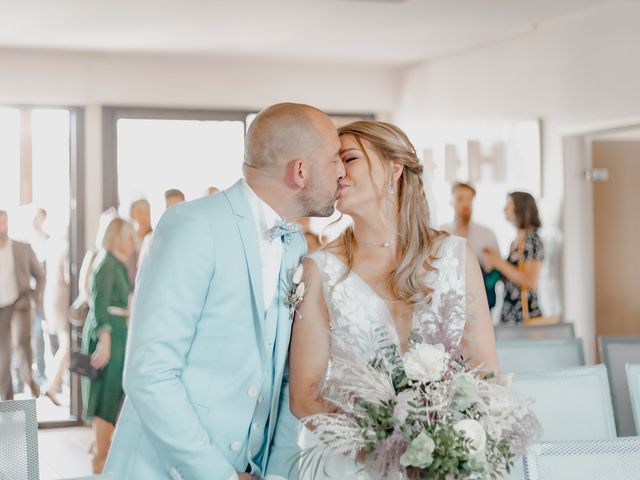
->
[599,336,640,436]
[626,364,640,434]
[511,365,616,440]
[522,438,640,479]
[497,338,585,373]
[0,398,39,480]
[494,323,575,341]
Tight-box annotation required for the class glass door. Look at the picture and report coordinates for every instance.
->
[0,105,83,426]
[115,117,245,226]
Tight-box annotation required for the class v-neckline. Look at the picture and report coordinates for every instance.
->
[323,251,416,353]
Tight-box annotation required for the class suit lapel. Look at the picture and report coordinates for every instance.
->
[224,181,266,358]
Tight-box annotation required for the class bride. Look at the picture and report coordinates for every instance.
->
[288,121,499,479]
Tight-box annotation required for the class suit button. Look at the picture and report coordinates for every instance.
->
[247,387,258,397]
[230,441,242,452]
[252,422,259,431]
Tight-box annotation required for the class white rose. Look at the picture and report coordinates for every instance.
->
[403,343,449,383]
[295,282,306,298]
[292,264,304,284]
[393,389,416,425]
[454,419,487,456]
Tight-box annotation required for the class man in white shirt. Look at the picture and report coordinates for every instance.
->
[441,182,501,308]
[0,210,45,400]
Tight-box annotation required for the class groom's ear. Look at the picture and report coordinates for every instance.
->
[289,158,306,189]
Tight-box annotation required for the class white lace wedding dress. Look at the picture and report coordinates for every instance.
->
[300,235,468,480]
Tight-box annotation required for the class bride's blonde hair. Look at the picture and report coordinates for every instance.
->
[335,120,447,304]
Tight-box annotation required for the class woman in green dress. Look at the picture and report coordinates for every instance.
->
[81,216,134,474]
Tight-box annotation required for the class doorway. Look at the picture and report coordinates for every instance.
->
[0,105,85,426]
[591,138,640,338]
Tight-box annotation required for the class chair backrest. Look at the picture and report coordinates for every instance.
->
[0,399,39,480]
[511,365,616,440]
[626,364,640,434]
[497,338,585,373]
[494,323,575,341]
[598,336,640,436]
[523,437,640,480]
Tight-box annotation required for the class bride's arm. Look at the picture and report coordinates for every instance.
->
[289,257,332,419]
[461,244,500,372]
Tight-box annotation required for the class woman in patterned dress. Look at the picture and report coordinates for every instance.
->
[484,192,544,324]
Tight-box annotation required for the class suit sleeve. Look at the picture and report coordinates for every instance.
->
[122,204,237,480]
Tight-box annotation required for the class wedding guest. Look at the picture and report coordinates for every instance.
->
[43,234,70,406]
[29,207,49,384]
[483,192,544,324]
[81,217,134,473]
[441,182,501,308]
[298,217,322,253]
[0,210,44,400]
[164,188,185,208]
[127,198,152,284]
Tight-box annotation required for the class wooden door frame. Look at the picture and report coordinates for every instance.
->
[561,116,640,363]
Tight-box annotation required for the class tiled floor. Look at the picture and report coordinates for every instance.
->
[38,426,94,479]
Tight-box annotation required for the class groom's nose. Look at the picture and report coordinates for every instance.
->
[337,159,346,179]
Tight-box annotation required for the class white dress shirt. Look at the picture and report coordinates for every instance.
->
[242,180,284,313]
[0,239,20,308]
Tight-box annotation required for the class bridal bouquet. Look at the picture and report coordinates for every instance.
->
[299,322,541,479]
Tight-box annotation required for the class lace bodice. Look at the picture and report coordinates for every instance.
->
[307,235,467,363]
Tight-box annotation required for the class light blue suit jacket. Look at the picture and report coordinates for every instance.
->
[104,180,304,480]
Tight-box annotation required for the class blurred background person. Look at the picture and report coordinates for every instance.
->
[127,198,152,284]
[28,207,49,385]
[81,217,134,473]
[164,188,185,208]
[0,209,45,400]
[298,217,323,253]
[204,186,220,196]
[441,182,501,309]
[43,232,71,406]
[483,192,544,324]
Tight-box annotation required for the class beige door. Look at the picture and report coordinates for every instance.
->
[592,141,640,339]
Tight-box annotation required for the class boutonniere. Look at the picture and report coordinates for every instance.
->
[284,262,308,321]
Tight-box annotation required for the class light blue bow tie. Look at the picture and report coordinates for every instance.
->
[269,221,302,244]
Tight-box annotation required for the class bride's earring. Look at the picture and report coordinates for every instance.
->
[388,185,395,198]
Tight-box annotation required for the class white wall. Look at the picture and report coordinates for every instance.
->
[0,47,401,245]
[395,1,640,362]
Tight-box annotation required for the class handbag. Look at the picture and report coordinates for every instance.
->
[69,350,103,381]
[518,240,560,326]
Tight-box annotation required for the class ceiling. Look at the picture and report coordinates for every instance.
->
[0,0,619,66]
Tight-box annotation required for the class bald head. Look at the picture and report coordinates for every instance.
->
[245,103,335,170]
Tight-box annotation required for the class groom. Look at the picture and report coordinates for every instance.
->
[104,103,345,480]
